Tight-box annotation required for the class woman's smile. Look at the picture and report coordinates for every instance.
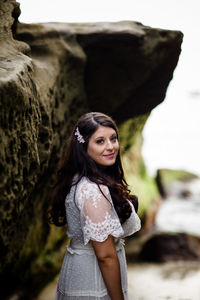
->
[103,153,115,158]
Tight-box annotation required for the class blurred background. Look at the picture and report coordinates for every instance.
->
[1,0,200,299]
[18,1,200,299]
[18,0,200,177]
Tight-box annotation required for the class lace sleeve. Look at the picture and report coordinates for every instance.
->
[76,179,124,245]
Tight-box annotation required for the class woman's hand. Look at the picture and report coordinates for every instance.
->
[91,235,124,300]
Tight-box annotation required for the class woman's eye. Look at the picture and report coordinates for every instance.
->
[96,139,104,144]
[111,136,117,142]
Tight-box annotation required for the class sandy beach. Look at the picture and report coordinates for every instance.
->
[128,261,200,300]
[35,261,200,300]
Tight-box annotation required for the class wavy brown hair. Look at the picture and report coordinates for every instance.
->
[48,112,138,226]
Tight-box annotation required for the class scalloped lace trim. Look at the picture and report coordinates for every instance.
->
[83,211,124,244]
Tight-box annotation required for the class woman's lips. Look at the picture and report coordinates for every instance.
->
[103,153,115,158]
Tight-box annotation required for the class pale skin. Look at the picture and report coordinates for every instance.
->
[87,126,124,300]
[91,236,124,300]
[87,126,119,167]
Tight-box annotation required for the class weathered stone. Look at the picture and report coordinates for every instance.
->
[139,233,200,262]
[76,22,183,122]
[30,21,183,123]
[0,0,183,297]
[125,231,200,263]
[119,115,162,220]
[0,0,19,38]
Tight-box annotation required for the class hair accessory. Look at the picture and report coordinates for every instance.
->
[75,127,85,143]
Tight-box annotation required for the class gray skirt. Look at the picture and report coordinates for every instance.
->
[55,239,129,300]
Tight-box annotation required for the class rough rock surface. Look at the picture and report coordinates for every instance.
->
[139,233,200,262]
[125,231,200,263]
[37,21,183,123]
[0,0,183,298]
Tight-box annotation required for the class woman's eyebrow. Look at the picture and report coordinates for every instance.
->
[95,133,116,140]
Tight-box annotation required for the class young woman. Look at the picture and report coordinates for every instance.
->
[49,112,141,300]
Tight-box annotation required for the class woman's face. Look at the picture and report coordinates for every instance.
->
[87,126,119,167]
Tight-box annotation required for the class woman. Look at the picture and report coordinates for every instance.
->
[49,112,141,300]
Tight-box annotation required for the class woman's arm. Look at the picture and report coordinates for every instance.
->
[91,235,124,300]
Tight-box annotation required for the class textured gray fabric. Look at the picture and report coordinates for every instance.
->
[55,176,141,299]
[55,291,129,300]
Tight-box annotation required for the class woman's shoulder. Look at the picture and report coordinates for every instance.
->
[75,176,110,198]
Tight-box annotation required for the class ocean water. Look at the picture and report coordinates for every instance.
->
[142,89,200,177]
[155,178,200,236]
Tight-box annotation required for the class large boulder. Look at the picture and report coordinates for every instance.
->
[125,231,200,263]
[0,0,183,298]
[139,232,200,262]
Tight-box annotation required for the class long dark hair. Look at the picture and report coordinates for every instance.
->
[48,112,138,226]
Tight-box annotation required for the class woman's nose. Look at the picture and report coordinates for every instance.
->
[106,140,113,150]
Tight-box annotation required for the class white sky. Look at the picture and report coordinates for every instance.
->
[18,0,200,176]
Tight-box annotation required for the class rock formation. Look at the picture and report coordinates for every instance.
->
[0,0,183,298]
[140,232,200,262]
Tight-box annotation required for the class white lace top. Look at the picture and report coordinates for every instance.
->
[56,176,141,299]
[65,176,141,245]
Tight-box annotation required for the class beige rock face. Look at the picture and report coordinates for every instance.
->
[0,0,19,38]
[0,0,183,297]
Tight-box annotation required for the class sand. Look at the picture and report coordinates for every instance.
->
[128,261,200,300]
[35,261,200,300]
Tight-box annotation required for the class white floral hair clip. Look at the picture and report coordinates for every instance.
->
[74,127,85,143]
